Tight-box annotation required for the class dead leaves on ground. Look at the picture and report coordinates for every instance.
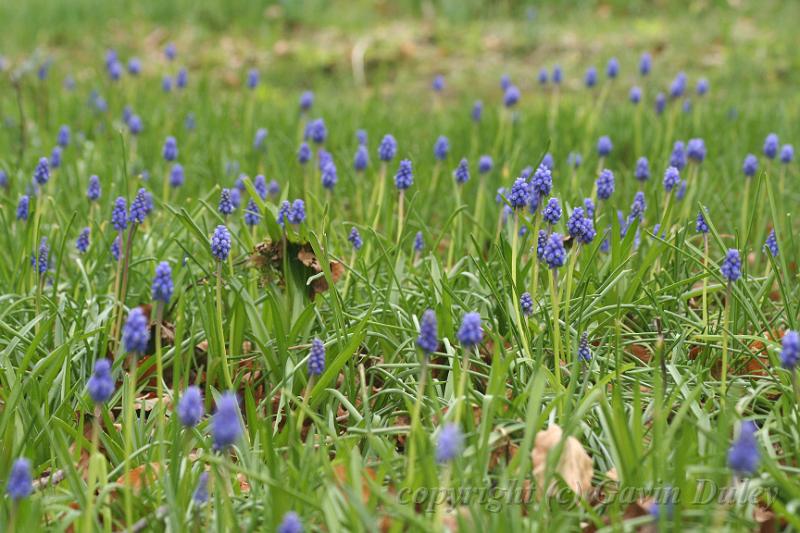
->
[531,424,594,498]
[250,239,343,298]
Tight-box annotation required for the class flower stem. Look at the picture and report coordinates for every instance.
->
[405,355,428,489]
[124,353,138,529]
[549,268,563,415]
[216,263,233,390]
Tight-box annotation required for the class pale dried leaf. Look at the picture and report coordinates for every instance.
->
[531,424,593,497]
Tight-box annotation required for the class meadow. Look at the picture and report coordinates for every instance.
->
[1,0,800,531]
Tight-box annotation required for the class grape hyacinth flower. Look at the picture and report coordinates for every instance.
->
[764,229,778,257]
[743,154,758,177]
[87,175,101,201]
[534,230,547,260]
[33,238,49,275]
[436,423,464,463]
[629,86,642,104]
[520,292,534,317]
[76,227,90,254]
[193,472,209,504]
[763,133,779,160]
[552,65,562,84]
[655,92,666,115]
[568,152,582,169]
[253,128,268,150]
[348,227,363,251]
[509,178,531,210]
[578,332,592,362]
[696,210,709,233]
[128,57,141,75]
[129,188,149,224]
[244,199,260,226]
[585,67,597,88]
[537,68,547,85]
[503,85,520,107]
[414,231,424,253]
[780,144,794,164]
[697,78,709,96]
[596,169,615,200]
[6,458,32,501]
[780,330,799,370]
[322,162,338,190]
[728,421,759,476]
[297,142,311,165]
[50,147,62,169]
[676,180,688,201]
[606,57,619,78]
[123,307,149,355]
[176,67,188,89]
[687,138,706,162]
[17,195,30,221]
[543,233,567,269]
[378,134,397,162]
[218,188,234,216]
[432,74,444,92]
[597,136,612,157]
[583,198,595,218]
[530,165,552,198]
[567,207,587,239]
[434,136,449,161]
[0,170,6,190]
[307,119,327,144]
[542,197,562,225]
[177,386,204,427]
[210,225,231,261]
[394,159,413,190]
[277,201,290,229]
[457,312,483,347]
[471,100,483,122]
[165,42,176,61]
[299,90,313,111]
[541,153,554,170]
[34,157,50,186]
[354,145,368,172]
[633,157,650,182]
[454,158,469,185]
[170,163,184,188]
[151,261,173,303]
[128,115,143,135]
[212,393,242,449]
[163,136,178,162]
[58,125,70,147]
[663,166,680,192]
[417,309,438,354]
[639,52,651,76]
[670,72,687,99]
[307,338,325,376]
[630,192,646,220]
[267,180,280,198]
[500,74,510,90]
[278,512,304,533]
[720,249,741,282]
[478,155,493,174]
[246,68,259,89]
[670,141,686,170]
[87,359,114,404]
[111,236,121,261]
[288,199,306,225]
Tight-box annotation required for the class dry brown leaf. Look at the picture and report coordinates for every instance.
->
[531,424,593,498]
[116,463,162,494]
[626,343,651,363]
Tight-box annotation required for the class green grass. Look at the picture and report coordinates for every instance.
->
[1,1,800,531]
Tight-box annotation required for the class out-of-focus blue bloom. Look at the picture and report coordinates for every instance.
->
[278,511,304,533]
[307,119,327,145]
[288,199,306,225]
[780,330,799,370]
[247,68,259,89]
[578,332,592,361]
[354,145,368,171]
[687,138,706,162]
[763,133,779,159]
[530,165,552,197]
[211,225,231,261]
[471,100,483,122]
[317,149,332,172]
[528,190,540,214]
[584,198,595,218]
[697,78,709,96]
[663,166,680,192]
[696,210,709,234]
[630,192,646,220]
[394,159,413,190]
[348,227,363,251]
[670,72,687,99]
[244,199,260,226]
[252,174,268,200]
[479,155,493,174]
[163,136,178,162]
[743,154,758,177]
[50,146,62,169]
[676,180,687,201]
[721,249,741,282]
[541,153,554,170]
[670,141,687,170]
[76,227,90,254]
[123,307,150,354]
[152,261,174,303]
[297,142,311,165]
[34,157,50,186]
[111,236,121,261]
[378,134,397,162]
[229,187,241,209]
[500,74,510,91]
[655,92,666,115]
[128,188,149,224]
[568,152,582,169]
[165,42,176,61]
[178,386,204,427]
[765,229,778,257]
[520,292,534,317]
[253,128,268,150]
[432,74,444,92]
[639,53,651,76]
[321,162,338,190]
[606,57,619,78]
[542,197,562,225]
[112,197,127,231]
[193,472,209,504]
[170,163,184,188]
[436,423,464,463]
[585,67,597,88]
[6,458,32,501]
[32,237,49,275]
[57,125,70,148]
[504,85,520,107]
[596,169,615,200]
[128,57,141,75]
[356,129,367,145]
[307,338,325,376]
[108,61,122,81]
[87,175,101,201]
[543,233,567,268]
[728,421,759,476]
[780,144,793,164]
[162,75,173,93]
[552,65,562,84]
[184,113,195,131]
[17,195,30,221]
[634,157,650,182]
[454,158,469,185]
[128,115,143,135]
[682,99,692,113]
[457,312,483,347]
[629,86,641,104]
[417,309,438,354]
[413,231,424,253]
[597,136,612,157]
[176,67,188,89]
[537,68,548,85]
[0,170,7,190]
[434,136,449,161]
[299,90,313,111]
[88,359,114,404]
[212,393,242,450]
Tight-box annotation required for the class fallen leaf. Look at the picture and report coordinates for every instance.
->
[531,424,593,498]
